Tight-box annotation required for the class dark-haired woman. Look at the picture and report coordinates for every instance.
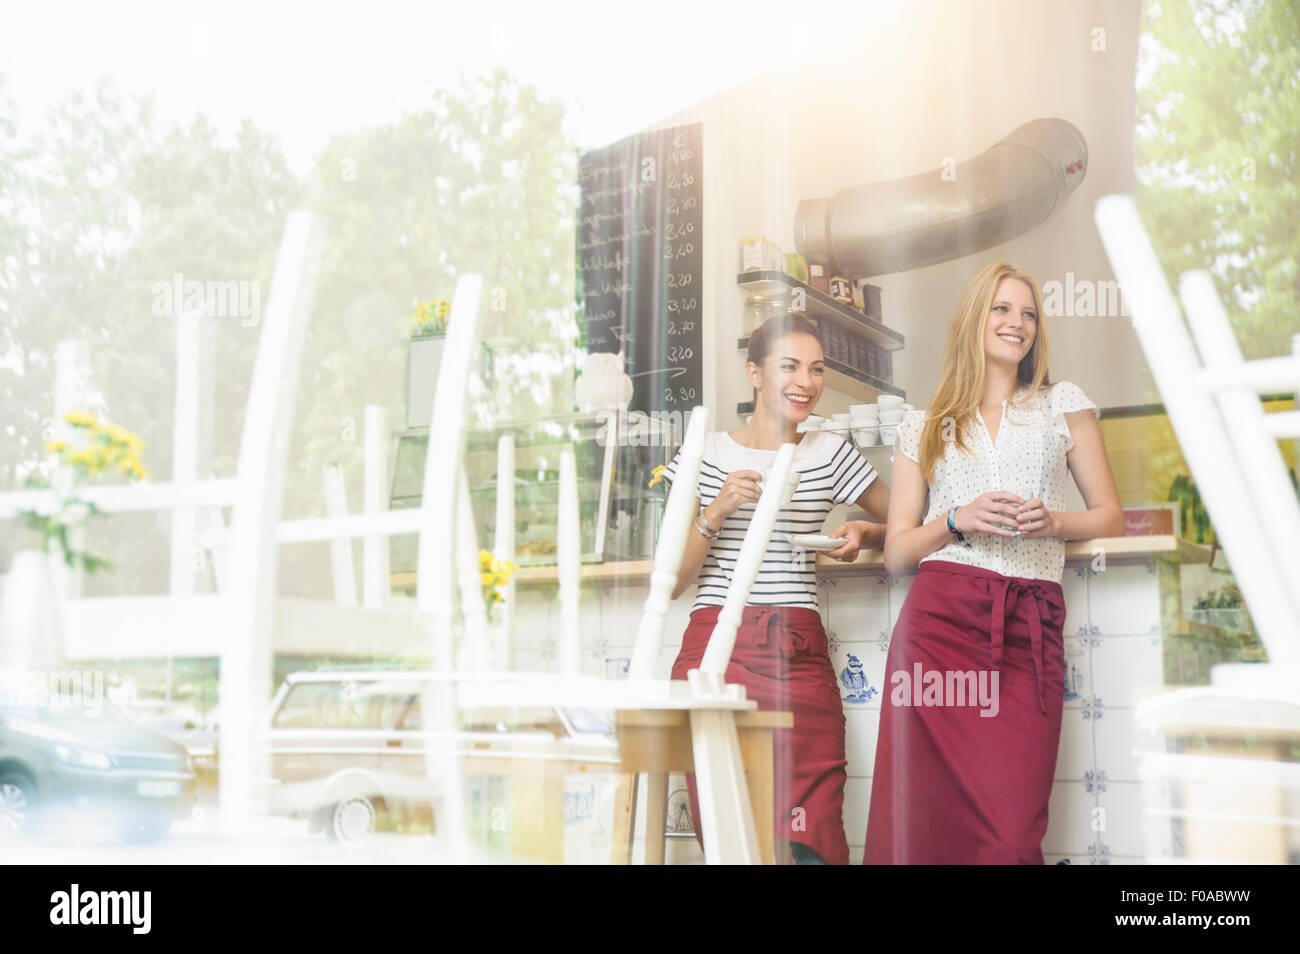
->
[865,261,1124,864]
[663,311,890,865]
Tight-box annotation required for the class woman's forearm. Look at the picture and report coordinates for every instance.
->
[672,503,719,599]
[883,514,953,577]
[1050,504,1125,542]
[849,519,887,550]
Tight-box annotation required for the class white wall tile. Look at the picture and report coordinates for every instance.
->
[1094,707,1142,782]
[889,574,915,628]
[1091,636,1163,709]
[1088,563,1161,635]
[1055,708,1094,780]
[512,648,553,673]
[510,590,552,651]
[844,706,881,778]
[602,585,647,650]
[843,776,872,864]
[825,576,891,639]
[1096,781,1144,857]
[1044,780,1097,854]
[1062,566,1091,636]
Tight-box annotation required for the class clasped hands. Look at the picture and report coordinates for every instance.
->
[953,491,1061,539]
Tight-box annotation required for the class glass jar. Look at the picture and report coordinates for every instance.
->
[742,295,789,337]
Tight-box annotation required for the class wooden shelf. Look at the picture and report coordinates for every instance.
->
[737,270,904,350]
[817,535,1212,574]
[390,536,1210,590]
[389,561,656,591]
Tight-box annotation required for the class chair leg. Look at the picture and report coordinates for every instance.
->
[610,772,638,864]
[689,708,761,864]
[738,727,777,865]
[644,772,668,865]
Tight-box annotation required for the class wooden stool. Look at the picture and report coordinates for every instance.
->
[608,708,793,864]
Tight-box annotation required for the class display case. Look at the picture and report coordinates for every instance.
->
[388,412,676,572]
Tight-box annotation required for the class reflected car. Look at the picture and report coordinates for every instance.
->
[0,680,197,843]
[262,670,620,845]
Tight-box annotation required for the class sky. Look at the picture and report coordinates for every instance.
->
[1,0,909,174]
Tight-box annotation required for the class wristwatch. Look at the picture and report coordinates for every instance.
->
[947,505,967,545]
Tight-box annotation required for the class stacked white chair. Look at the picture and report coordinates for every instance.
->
[1095,194,1300,862]
[626,410,801,864]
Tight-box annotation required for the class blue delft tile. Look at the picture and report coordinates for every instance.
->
[1084,769,1109,795]
[1064,641,1086,702]
[1075,623,1101,636]
[539,636,557,662]
[827,630,842,655]
[839,654,879,705]
[1081,695,1104,721]
[1088,841,1113,865]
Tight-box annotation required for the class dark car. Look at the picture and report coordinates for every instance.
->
[0,675,197,843]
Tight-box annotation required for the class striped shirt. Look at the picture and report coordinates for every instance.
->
[663,430,877,611]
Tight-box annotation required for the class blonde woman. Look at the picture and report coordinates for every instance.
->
[864,261,1124,864]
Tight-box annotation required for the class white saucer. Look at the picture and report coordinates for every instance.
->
[783,533,843,551]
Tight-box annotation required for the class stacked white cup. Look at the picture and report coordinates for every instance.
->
[850,403,880,447]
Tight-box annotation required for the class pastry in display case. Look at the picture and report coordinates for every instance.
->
[387,412,676,573]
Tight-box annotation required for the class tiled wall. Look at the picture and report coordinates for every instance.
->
[508,558,1173,864]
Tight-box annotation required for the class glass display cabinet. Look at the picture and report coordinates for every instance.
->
[388,412,676,572]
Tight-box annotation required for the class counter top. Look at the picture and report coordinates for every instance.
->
[389,535,1210,589]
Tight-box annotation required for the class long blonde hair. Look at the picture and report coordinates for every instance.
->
[917,261,1052,482]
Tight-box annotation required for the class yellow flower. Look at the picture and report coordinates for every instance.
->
[648,464,668,489]
[46,440,68,454]
[63,410,99,429]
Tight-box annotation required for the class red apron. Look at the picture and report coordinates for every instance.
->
[863,560,1066,865]
[671,604,849,865]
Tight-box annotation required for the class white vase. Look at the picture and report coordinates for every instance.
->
[0,549,64,667]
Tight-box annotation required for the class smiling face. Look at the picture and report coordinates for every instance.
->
[749,332,825,424]
[982,277,1039,370]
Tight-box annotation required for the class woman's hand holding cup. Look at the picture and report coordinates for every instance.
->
[954,491,1025,537]
[702,469,764,528]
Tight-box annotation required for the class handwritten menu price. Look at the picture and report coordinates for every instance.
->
[578,122,704,417]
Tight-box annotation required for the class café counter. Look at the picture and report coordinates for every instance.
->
[393,533,1231,863]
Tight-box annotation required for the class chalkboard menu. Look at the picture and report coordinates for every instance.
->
[578,122,704,420]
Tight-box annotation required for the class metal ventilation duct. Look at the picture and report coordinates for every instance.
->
[794,117,1088,277]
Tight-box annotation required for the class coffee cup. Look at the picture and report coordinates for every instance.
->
[879,409,905,425]
[853,424,880,447]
